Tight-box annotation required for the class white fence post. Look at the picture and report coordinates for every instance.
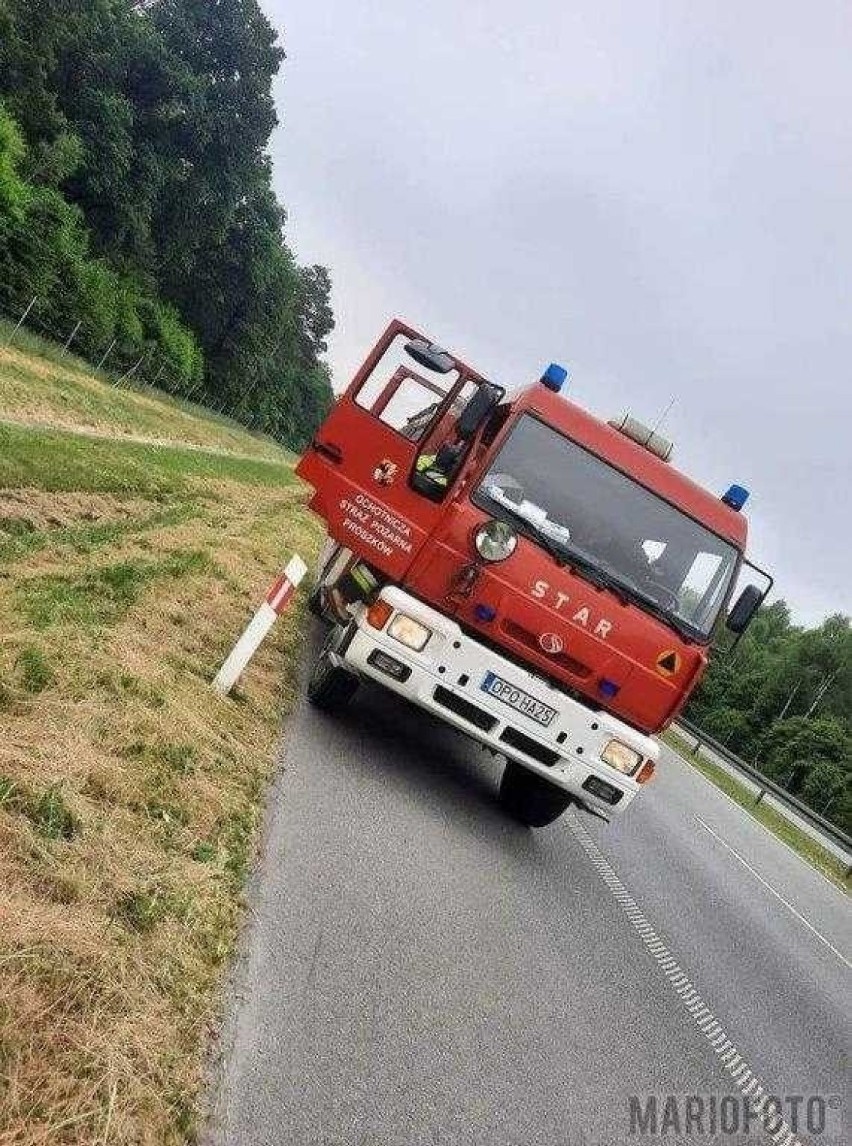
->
[60,320,82,357]
[213,555,309,696]
[3,296,37,347]
[117,354,146,386]
[95,339,116,372]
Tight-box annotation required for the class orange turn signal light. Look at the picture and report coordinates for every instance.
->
[636,760,656,785]
[366,600,393,630]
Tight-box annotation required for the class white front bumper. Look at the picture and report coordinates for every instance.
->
[341,587,658,820]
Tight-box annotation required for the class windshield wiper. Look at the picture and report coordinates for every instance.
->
[484,497,627,597]
[550,545,631,601]
[482,494,699,638]
[610,581,698,643]
[546,546,699,641]
[481,497,562,556]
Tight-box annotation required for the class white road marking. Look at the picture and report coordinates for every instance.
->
[568,813,805,1146]
[662,741,848,897]
[696,817,852,971]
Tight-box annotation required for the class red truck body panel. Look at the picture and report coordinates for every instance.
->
[296,320,750,736]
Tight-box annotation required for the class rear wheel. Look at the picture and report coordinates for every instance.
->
[499,761,573,827]
[307,643,359,712]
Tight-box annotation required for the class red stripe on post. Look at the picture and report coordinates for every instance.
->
[265,575,289,607]
[268,580,295,614]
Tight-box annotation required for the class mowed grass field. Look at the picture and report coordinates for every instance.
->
[0,342,323,1144]
[0,318,283,461]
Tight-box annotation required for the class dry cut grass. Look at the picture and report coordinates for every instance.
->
[0,423,323,1144]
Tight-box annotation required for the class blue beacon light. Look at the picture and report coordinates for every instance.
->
[541,363,568,393]
[722,485,749,511]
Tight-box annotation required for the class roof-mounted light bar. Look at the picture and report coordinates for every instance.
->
[608,413,673,462]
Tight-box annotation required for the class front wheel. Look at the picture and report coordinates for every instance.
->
[499,761,573,827]
[307,645,359,712]
[306,583,330,620]
[307,539,342,622]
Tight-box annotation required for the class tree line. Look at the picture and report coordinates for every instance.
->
[687,604,851,835]
[0,0,333,447]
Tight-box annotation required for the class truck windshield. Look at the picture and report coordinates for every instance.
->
[475,414,739,641]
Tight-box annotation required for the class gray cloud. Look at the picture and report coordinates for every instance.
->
[263,0,851,625]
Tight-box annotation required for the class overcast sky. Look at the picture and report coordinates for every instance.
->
[262,0,850,626]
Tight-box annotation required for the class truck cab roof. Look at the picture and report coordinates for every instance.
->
[509,384,748,549]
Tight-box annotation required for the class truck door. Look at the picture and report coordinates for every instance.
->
[296,320,489,581]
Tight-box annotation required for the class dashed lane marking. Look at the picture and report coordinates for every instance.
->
[696,817,852,971]
[567,813,806,1146]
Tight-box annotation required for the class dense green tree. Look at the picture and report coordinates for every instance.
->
[756,715,848,778]
[687,607,851,833]
[0,0,333,443]
[0,94,202,385]
[0,101,26,224]
[699,707,752,749]
[801,761,848,814]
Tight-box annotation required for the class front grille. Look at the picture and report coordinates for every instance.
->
[457,625,596,709]
[433,686,497,732]
[500,619,592,679]
[499,727,561,768]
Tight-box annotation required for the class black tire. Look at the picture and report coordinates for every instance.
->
[306,584,329,619]
[499,761,573,827]
[307,648,359,712]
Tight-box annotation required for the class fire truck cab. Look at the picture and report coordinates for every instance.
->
[296,320,770,827]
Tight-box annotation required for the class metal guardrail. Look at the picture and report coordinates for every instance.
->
[675,716,852,874]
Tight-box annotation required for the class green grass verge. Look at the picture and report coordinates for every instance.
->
[0,504,193,563]
[17,549,212,630]
[663,729,850,891]
[0,422,296,496]
[0,317,285,460]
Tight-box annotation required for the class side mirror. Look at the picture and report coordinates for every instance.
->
[456,383,504,440]
[405,339,455,374]
[726,584,763,634]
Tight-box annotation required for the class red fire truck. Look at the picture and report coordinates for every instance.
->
[296,320,770,827]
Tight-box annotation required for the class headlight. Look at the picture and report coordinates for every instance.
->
[600,739,642,775]
[474,519,518,563]
[387,613,432,651]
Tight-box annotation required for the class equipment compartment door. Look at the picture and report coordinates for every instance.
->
[296,320,487,581]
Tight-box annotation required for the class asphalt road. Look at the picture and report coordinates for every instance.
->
[206,632,850,1146]
[669,723,851,867]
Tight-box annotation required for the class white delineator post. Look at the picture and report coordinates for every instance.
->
[212,554,309,696]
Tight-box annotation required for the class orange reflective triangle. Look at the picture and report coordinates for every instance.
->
[656,650,681,677]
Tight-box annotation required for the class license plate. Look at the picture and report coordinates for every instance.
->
[481,671,557,727]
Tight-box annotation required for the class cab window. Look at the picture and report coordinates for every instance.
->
[355,335,460,436]
[352,330,496,503]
